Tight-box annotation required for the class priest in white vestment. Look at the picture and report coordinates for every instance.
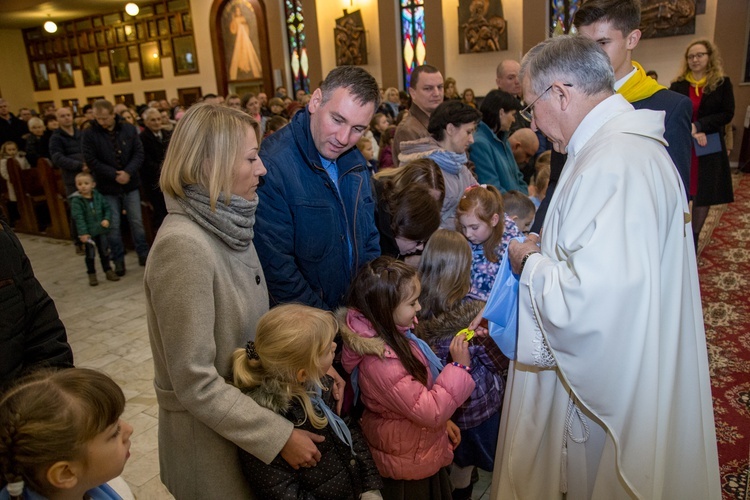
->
[490,35,721,500]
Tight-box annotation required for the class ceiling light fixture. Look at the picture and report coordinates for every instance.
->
[44,17,57,33]
[125,2,140,16]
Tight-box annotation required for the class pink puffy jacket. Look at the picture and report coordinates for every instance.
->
[338,308,475,480]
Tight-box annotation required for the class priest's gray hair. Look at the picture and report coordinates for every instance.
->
[520,35,615,98]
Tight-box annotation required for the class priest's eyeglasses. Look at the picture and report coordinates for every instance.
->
[519,83,573,122]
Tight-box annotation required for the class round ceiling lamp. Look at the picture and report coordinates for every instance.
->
[44,19,57,33]
[125,2,140,16]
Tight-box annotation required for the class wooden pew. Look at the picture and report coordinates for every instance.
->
[38,158,71,240]
[6,157,49,235]
[0,170,9,223]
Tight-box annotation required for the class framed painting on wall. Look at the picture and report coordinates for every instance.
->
[81,52,102,86]
[128,45,139,61]
[457,0,507,53]
[56,59,75,88]
[178,86,202,107]
[109,47,131,82]
[139,41,163,78]
[221,0,261,81]
[31,61,51,91]
[172,35,198,74]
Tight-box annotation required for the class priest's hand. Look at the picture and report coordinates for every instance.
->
[468,308,489,337]
[509,238,541,275]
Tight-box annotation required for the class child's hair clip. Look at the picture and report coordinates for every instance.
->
[245,341,260,360]
[455,328,475,341]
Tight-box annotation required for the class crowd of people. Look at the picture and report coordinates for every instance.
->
[0,0,734,498]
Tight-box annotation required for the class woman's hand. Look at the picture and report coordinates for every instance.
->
[327,366,345,415]
[280,429,324,469]
[446,420,461,450]
[449,333,471,367]
[693,131,707,147]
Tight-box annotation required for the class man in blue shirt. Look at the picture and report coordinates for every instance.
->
[255,67,381,310]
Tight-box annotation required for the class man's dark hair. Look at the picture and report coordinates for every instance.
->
[319,66,381,109]
[480,90,522,131]
[203,93,218,100]
[573,0,641,34]
[428,100,481,142]
[82,104,92,114]
[410,65,440,89]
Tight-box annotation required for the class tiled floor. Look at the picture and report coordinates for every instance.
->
[19,233,494,500]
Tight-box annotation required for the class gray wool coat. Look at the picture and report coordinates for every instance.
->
[144,196,294,499]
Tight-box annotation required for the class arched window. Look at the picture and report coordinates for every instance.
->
[284,0,310,93]
[400,0,426,89]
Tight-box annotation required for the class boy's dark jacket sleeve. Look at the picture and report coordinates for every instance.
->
[0,219,73,393]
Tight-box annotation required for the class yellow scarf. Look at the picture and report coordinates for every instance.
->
[684,73,707,96]
[617,61,666,103]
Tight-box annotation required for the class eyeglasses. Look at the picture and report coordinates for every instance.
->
[687,52,708,60]
[519,83,573,122]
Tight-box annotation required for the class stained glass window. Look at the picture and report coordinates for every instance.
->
[284,0,309,93]
[550,0,580,36]
[400,0,426,89]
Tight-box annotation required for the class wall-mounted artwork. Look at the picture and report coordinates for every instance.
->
[139,41,163,79]
[31,61,50,91]
[334,10,367,66]
[81,52,102,86]
[109,47,131,83]
[56,59,75,88]
[640,0,695,39]
[458,0,507,53]
[172,35,198,75]
[222,0,263,81]
[551,0,697,39]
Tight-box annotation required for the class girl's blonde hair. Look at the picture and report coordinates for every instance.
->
[159,103,260,211]
[418,229,472,320]
[456,185,505,262]
[1,141,17,158]
[232,304,337,430]
[674,39,725,93]
[0,369,125,498]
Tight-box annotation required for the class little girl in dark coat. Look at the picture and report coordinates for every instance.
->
[232,304,383,500]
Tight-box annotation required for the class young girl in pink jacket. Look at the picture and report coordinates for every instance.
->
[339,256,475,500]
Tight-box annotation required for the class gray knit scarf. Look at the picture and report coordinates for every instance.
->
[176,184,258,251]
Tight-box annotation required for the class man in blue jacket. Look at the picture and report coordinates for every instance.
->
[255,66,380,310]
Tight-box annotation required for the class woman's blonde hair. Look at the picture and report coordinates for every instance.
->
[160,103,260,210]
[231,304,337,429]
[675,39,725,93]
[418,229,472,320]
[0,369,125,498]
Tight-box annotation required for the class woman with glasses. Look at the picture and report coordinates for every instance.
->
[468,89,528,194]
[670,39,734,247]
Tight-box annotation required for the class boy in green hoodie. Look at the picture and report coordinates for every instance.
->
[70,171,119,285]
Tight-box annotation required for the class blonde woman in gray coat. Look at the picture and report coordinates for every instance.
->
[145,104,325,499]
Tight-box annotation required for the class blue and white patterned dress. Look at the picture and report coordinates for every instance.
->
[468,214,522,301]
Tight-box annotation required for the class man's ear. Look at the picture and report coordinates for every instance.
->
[308,88,323,114]
[553,82,573,113]
[46,461,80,490]
[625,29,642,51]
